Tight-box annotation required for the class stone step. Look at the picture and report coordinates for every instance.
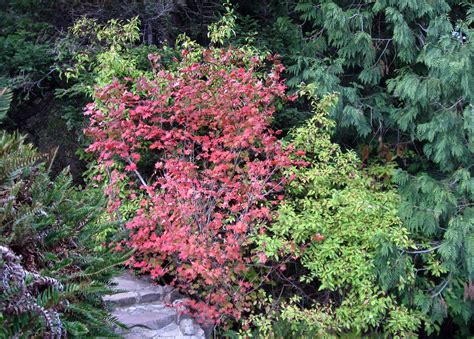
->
[104,271,167,307]
[113,304,205,338]
[114,303,177,331]
[104,288,164,307]
[120,319,206,338]
[104,271,206,338]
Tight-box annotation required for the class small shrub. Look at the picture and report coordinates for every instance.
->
[252,88,424,337]
[85,45,299,324]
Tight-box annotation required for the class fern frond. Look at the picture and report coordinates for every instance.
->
[0,87,12,121]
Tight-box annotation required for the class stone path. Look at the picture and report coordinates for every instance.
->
[104,271,206,338]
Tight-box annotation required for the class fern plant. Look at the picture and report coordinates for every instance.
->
[0,245,64,338]
[0,131,130,337]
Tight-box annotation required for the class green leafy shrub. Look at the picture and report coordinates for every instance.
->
[54,15,165,101]
[251,88,424,337]
[0,131,130,337]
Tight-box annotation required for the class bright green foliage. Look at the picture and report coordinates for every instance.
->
[208,0,236,45]
[254,88,423,336]
[0,131,130,337]
[55,16,157,99]
[235,295,337,338]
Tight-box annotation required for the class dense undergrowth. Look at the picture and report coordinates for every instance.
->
[0,129,131,337]
[1,0,473,337]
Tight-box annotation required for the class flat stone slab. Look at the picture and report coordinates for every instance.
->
[114,306,177,330]
[111,271,157,291]
[104,289,164,307]
[124,323,205,339]
[104,291,139,307]
[139,289,164,303]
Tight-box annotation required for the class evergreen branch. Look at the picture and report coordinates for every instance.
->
[431,273,452,298]
[404,243,442,254]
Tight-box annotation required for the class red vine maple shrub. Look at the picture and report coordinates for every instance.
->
[85,48,296,324]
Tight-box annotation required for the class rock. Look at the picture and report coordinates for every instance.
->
[179,318,197,335]
[103,291,138,307]
[163,285,182,303]
[139,288,164,303]
[152,323,183,338]
[112,271,156,291]
[114,307,177,331]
